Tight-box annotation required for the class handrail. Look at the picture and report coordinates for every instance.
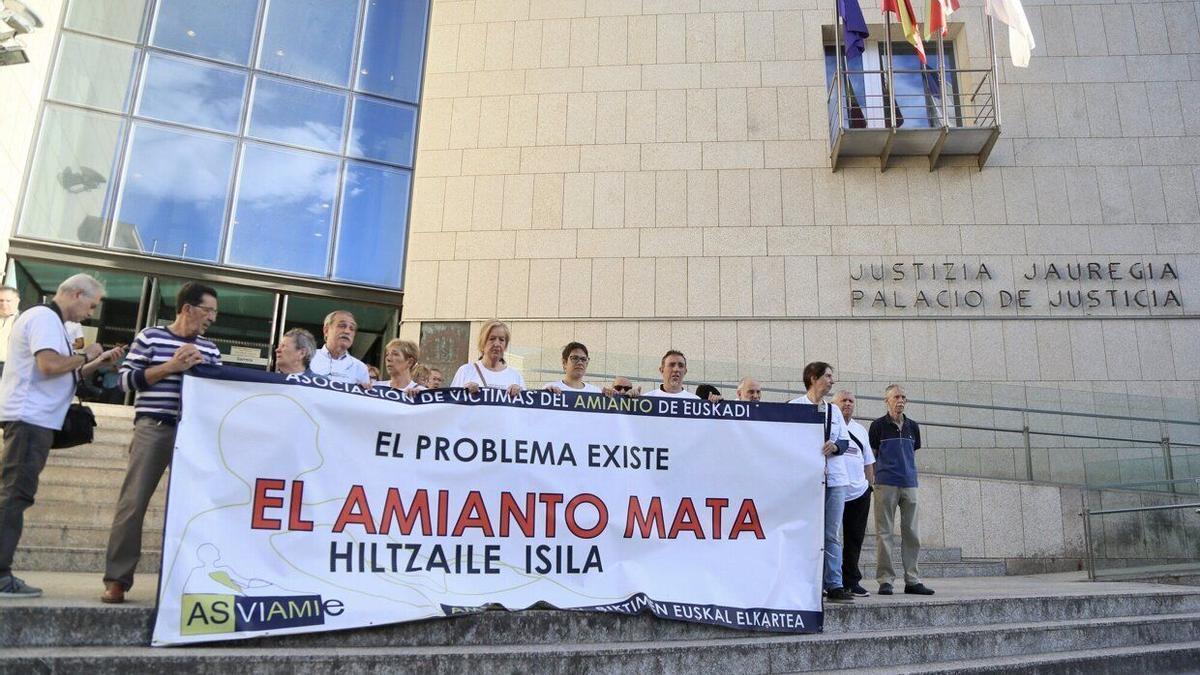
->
[1092,476,1200,490]
[849,392,1200,427]
[1086,502,1200,516]
[917,419,1200,448]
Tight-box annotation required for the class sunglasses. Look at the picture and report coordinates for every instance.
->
[613,385,632,392]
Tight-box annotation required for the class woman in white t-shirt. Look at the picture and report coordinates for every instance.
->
[376,338,424,394]
[450,320,525,397]
[546,341,601,394]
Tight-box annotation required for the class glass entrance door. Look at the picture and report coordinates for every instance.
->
[281,295,396,375]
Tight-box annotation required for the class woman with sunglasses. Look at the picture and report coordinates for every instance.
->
[546,342,601,394]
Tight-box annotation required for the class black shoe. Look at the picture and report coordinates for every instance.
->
[848,584,870,597]
[825,587,855,603]
[904,583,935,595]
[878,582,894,595]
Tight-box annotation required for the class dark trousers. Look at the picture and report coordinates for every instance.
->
[0,421,54,577]
[105,418,176,590]
[841,487,872,588]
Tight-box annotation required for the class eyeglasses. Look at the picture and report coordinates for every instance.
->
[190,304,218,317]
[568,355,589,364]
[613,385,632,392]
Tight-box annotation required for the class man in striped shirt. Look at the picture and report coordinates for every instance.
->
[102,282,222,604]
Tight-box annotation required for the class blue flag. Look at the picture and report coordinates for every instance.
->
[837,0,870,61]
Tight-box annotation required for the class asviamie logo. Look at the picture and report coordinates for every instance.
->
[180,594,345,635]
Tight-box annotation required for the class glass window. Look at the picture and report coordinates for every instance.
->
[888,42,959,129]
[136,52,247,133]
[334,162,410,288]
[227,143,340,276]
[18,105,125,245]
[49,33,140,113]
[348,96,416,167]
[356,0,429,103]
[151,0,259,65]
[247,76,347,153]
[112,123,236,261]
[65,0,149,43]
[258,0,360,87]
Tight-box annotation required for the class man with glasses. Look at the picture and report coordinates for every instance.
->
[102,282,222,604]
[606,376,641,397]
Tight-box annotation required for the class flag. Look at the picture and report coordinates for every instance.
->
[925,0,960,40]
[985,0,1035,67]
[838,0,870,61]
[882,0,927,64]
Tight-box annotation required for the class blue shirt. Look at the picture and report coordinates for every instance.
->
[869,415,922,488]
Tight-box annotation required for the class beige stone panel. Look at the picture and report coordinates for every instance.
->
[623,259,656,316]
[562,172,595,228]
[536,93,568,146]
[454,230,515,260]
[578,228,637,258]
[540,19,572,68]
[717,170,750,227]
[1101,320,1141,380]
[1000,321,1037,382]
[751,256,786,317]
[655,171,688,228]
[1169,321,1200,380]
[701,62,761,89]
[593,172,625,227]
[570,17,600,67]
[1090,224,1157,256]
[507,95,539,145]
[705,224,767,258]
[642,64,702,91]
[432,1,474,25]
[762,140,827,169]
[484,21,516,71]
[703,141,763,170]
[656,90,687,143]
[645,0,699,12]
[716,88,748,141]
[460,148,522,176]
[638,321,674,376]
[768,321,804,380]
[502,175,535,230]
[530,0,583,19]
[816,257,849,316]
[1021,484,1066,557]
[408,232,457,261]
[580,144,640,172]
[1068,323,1107,381]
[457,23,487,72]
[904,169,942,225]
[835,319,872,381]
[594,91,627,144]
[597,16,628,65]
[627,15,657,64]
[688,257,721,316]
[626,90,657,142]
[403,261,439,318]
[867,321,905,380]
[744,13,777,61]
[656,14,686,63]
[1032,167,1071,225]
[748,170,782,229]
[776,87,808,140]
[537,322,574,373]
[714,12,746,61]
[1000,167,1038,225]
[655,258,689,317]
[901,321,939,380]
[687,170,719,228]
[874,170,912,226]
[465,260,501,319]
[474,0,530,22]
[811,171,847,225]
[531,173,564,229]
[980,481,1025,557]
[1033,322,1074,381]
[441,176,475,231]
[970,322,1007,380]
[427,24,460,74]
[513,20,543,69]
[938,168,976,225]
[1135,321,1176,381]
[591,259,625,316]
[685,13,716,63]
[436,260,470,319]
[570,320,608,372]
[641,143,702,171]
[449,97,482,149]
[832,227,895,256]
[841,168,878,226]
[894,226,962,256]
[603,318,639,375]
[969,169,1007,225]
[761,61,818,89]
[477,96,511,147]
[471,174,504,230]
[746,88,779,141]
[803,321,837,369]
[703,320,739,380]
[418,99,452,151]
[767,227,829,256]
[737,320,773,377]
[410,177,446,232]
[424,72,470,99]
[527,259,562,317]
[780,169,815,228]
[565,92,598,145]
[668,321,706,380]
[520,146,581,174]
[414,149,462,177]
[523,67,584,94]
[642,227,703,258]
[783,256,819,317]
[516,229,577,259]
[772,9,804,59]
[624,172,656,228]
[1024,225,1091,256]
[941,478,985,557]
[960,226,1027,255]
[936,322,974,380]
[559,260,594,318]
[686,89,717,141]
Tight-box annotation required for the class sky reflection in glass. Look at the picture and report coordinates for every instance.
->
[152,0,259,65]
[137,53,246,133]
[348,96,416,167]
[248,76,347,153]
[334,162,410,288]
[356,0,429,104]
[258,0,359,86]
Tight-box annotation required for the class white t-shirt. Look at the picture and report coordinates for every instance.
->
[844,419,876,501]
[64,321,85,350]
[0,305,77,430]
[642,387,700,399]
[451,361,526,390]
[788,394,850,488]
[309,346,370,384]
[374,380,425,393]
[550,379,601,393]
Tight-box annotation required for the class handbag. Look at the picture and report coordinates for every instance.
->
[51,313,96,449]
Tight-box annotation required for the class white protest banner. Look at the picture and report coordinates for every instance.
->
[151,367,826,645]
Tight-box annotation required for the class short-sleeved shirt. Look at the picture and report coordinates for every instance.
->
[374,380,425,394]
[844,419,876,501]
[0,304,77,430]
[451,361,525,390]
[642,387,699,399]
[789,394,851,488]
[309,346,370,384]
[550,379,602,393]
[869,414,922,488]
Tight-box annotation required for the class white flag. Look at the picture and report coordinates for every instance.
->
[986,0,1035,67]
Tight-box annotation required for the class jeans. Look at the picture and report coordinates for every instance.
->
[0,421,55,577]
[824,484,848,590]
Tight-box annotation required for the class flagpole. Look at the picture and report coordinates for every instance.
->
[834,1,844,134]
[938,31,948,127]
[884,10,896,129]
[986,12,1001,127]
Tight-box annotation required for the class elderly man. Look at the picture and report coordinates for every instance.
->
[0,286,20,377]
[870,384,932,596]
[0,274,124,598]
[274,328,317,376]
[789,362,854,604]
[642,351,699,399]
[103,282,222,603]
[833,389,875,597]
[309,311,369,385]
[736,377,762,401]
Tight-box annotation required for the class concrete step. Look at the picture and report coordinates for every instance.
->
[32,480,167,507]
[858,560,1008,579]
[25,499,164,529]
[18,523,160,549]
[12,546,160,575]
[856,546,963,564]
[4,587,1198,649]
[4,613,1200,673]
[827,641,1200,674]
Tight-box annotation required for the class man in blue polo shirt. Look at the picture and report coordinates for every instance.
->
[869,384,933,596]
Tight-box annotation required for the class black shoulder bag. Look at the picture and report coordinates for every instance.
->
[50,307,96,449]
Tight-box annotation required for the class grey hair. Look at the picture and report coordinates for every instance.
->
[284,327,318,367]
[832,389,855,400]
[0,286,18,295]
[323,310,356,330]
[57,273,104,298]
[884,383,905,398]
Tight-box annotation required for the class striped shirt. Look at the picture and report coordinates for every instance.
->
[120,326,222,420]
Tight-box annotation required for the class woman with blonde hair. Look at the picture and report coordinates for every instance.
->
[450,319,524,397]
[377,339,423,393]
